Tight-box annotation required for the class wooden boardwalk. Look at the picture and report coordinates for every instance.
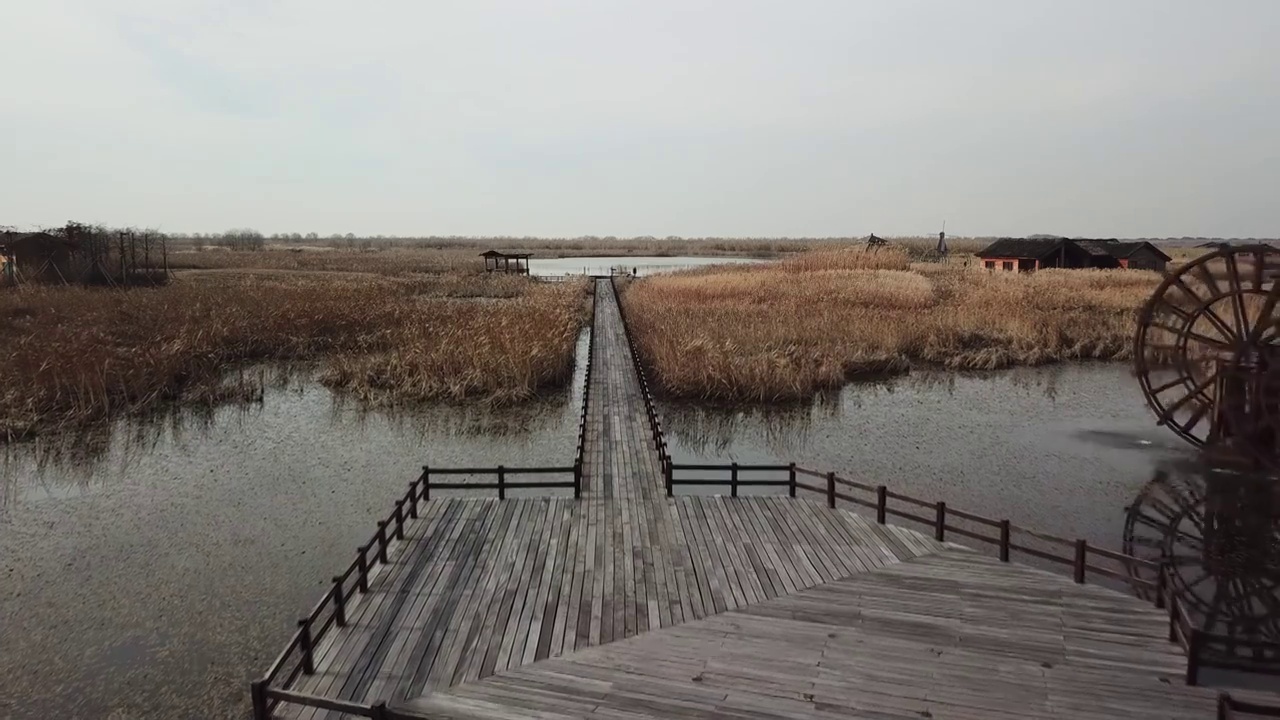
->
[578,278,664,500]
[264,277,1246,719]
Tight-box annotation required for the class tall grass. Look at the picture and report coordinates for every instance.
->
[621,249,1159,401]
[0,275,588,439]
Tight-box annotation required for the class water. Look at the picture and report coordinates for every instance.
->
[660,364,1191,551]
[0,336,587,719]
[527,255,760,278]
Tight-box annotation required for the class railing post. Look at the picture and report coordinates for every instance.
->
[250,680,269,720]
[1168,593,1179,643]
[407,483,419,519]
[934,502,946,541]
[788,463,796,498]
[574,460,582,499]
[826,472,836,509]
[332,576,347,627]
[1155,563,1168,609]
[357,546,369,593]
[665,459,673,497]
[731,462,739,498]
[1073,540,1087,584]
[393,500,405,540]
[297,618,316,675]
[999,520,1011,562]
[1217,692,1230,720]
[875,485,887,523]
[376,521,389,564]
[498,465,506,501]
[423,465,431,501]
[1186,629,1202,685]
[371,702,390,720]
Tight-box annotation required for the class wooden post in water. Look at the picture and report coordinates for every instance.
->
[731,462,739,498]
[999,521,1011,562]
[1073,540,1087,584]
[935,502,946,541]
[876,486,887,524]
[826,472,836,509]
[788,463,796,498]
[298,618,316,674]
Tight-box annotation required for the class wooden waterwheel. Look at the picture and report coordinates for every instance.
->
[1125,245,1280,668]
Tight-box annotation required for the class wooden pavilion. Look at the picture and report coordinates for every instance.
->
[480,250,531,275]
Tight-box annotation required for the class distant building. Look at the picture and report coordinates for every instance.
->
[0,231,79,283]
[976,238,1169,272]
[480,250,531,274]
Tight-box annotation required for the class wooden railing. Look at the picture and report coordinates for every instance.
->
[1162,564,1280,686]
[574,278,597,473]
[1219,693,1280,719]
[665,463,1161,592]
[251,469,439,719]
[609,276,671,470]
[422,465,581,500]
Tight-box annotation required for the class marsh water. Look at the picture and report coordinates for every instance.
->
[527,255,759,277]
[0,354,1186,718]
[661,364,1186,549]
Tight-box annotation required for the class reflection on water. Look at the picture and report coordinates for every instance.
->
[0,333,587,719]
[660,364,1194,550]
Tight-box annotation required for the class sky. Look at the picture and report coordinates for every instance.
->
[2,1,1278,238]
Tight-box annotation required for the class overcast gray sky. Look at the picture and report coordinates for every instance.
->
[2,1,1277,238]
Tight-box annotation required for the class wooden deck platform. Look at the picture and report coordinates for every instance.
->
[404,550,1223,720]
[263,277,1249,719]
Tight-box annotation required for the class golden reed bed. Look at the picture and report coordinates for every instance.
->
[620,248,1160,402]
[0,273,588,439]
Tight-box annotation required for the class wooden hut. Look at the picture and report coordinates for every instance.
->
[977,237,1169,272]
[480,250,531,275]
[1075,240,1170,271]
[976,238,1093,271]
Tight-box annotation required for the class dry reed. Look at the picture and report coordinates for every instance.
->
[0,274,588,438]
[621,249,1160,401]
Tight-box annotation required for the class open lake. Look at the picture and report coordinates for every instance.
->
[527,255,760,277]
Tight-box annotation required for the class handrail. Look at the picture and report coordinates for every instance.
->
[1219,692,1280,719]
[609,276,671,480]
[574,281,597,475]
[421,465,580,501]
[253,465,438,719]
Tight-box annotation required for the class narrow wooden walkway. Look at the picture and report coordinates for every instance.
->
[579,278,663,500]
[405,550,1224,720]
[284,497,944,717]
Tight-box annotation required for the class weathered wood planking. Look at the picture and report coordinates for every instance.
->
[579,278,664,501]
[402,550,1228,720]
[279,497,944,716]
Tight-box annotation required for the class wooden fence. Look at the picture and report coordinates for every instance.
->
[252,468,444,719]
[1219,693,1280,719]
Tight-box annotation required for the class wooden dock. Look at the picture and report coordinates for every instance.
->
[259,278,1251,719]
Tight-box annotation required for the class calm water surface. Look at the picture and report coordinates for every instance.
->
[660,364,1191,550]
[0,338,587,719]
[527,255,760,277]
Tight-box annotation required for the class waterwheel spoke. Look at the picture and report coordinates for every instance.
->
[1248,276,1280,344]
[1156,370,1218,424]
[1224,252,1251,339]
[1174,272,1239,343]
